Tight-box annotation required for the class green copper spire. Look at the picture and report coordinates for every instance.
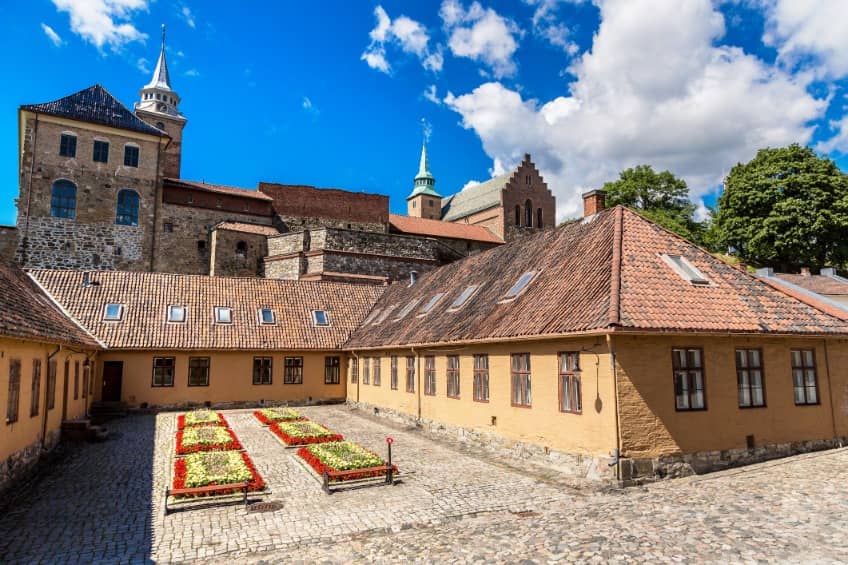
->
[408,141,441,199]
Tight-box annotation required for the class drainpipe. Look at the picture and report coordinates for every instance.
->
[42,345,61,451]
[83,353,95,418]
[823,339,839,443]
[412,346,421,421]
[350,351,360,404]
[606,334,622,482]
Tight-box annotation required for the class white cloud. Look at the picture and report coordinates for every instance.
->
[816,114,848,154]
[362,6,442,73]
[440,0,522,78]
[41,23,63,47]
[423,84,441,104]
[136,56,149,73]
[524,0,580,54]
[761,0,848,78]
[302,96,320,117]
[179,5,196,29]
[445,0,826,220]
[51,0,149,51]
[184,68,200,77]
[460,180,481,191]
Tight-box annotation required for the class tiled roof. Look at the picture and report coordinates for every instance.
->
[773,273,848,295]
[440,173,510,221]
[164,178,274,201]
[0,261,98,348]
[20,85,165,137]
[30,271,384,351]
[346,207,848,349]
[214,222,280,236]
[388,214,503,244]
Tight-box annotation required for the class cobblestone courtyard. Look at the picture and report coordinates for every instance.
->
[0,405,846,563]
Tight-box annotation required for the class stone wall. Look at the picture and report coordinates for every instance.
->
[0,226,18,261]
[259,183,389,231]
[0,429,61,494]
[153,203,273,275]
[210,228,267,277]
[16,115,162,270]
[136,109,184,179]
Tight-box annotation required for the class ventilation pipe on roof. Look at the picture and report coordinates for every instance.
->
[800,267,811,277]
[82,272,90,288]
[582,190,606,217]
[409,271,418,286]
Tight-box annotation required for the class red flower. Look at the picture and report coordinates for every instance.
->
[177,412,229,430]
[171,452,265,497]
[268,422,342,446]
[296,446,398,483]
[175,427,243,455]
[253,411,307,426]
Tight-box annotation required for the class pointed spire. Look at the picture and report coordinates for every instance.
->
[416,141,433,180]
[146,24,172,91]
[408,138,440,199]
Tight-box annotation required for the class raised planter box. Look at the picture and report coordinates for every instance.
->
[177,410,228,430]
[268,420,343,447]
[297,441,398,493]
[169,450,265,508]
[175,426,242,455]
[254,407,305,426]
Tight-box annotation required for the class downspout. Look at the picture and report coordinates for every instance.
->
[149,135,164,272]
[823,339,839,444]
[606,334,622,482]
[84,353,96,417]
[412,346,421,421]
[22,113,39,266]
[351,351,360,404]
[42,345,61,451]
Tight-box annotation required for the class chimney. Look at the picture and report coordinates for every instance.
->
[755,267,774,277]
[800,267,811,277]
[821,267,836,277]
[582,190,606,217]
[409,271,418,286]
[82,272,90,288]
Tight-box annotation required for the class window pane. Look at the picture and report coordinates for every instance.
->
[688,349,702,368]
[735,349,746,368]
[512,374,521,404]
[525,375,531,405]
[750,370,762,388]
[672,349,685,369]
[791,350,802,367]
[573,377,581,412]
[752,387,764,406]
[806,385,818,404]
[691,389,704,409]
[749,350,760,367]
[794,386,807,404]
[803,350,814,366]
[561,376,571,411]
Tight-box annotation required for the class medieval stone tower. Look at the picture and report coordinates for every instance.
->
[406,142,441,220]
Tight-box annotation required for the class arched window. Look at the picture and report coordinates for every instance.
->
[116,190,139,226]
[51,180,77,218]
[515,205,521,226]
[525,200,533,228]
[236,241,247,257]
[537,208,543,229]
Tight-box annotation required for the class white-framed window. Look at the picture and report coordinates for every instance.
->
[660,254,710,285]
[168,305,187,323]
[259,308,276,325]
[447,285,480,312]
[312,309,330,326]
[394,299,421,321]
[214,307,233,324]
[501,271,538,301]
[418,293,445,316]
[103,303,124,321]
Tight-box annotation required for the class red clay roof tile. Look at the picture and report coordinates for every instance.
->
[388,214,503,244]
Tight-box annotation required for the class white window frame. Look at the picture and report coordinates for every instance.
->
[394,299,422,321]
[499,271,539,303]
[259,308,276,325]
[659,254,711,286]
[167,304,187,323]
[418,293,445,317]
[312,309,330,327]
[447,285,481,312]
[103,303,124,321]
[214,306,233,324]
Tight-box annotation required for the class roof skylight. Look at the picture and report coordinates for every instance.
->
[168,305,187,323]
[312,310,330,326]
[395,298,422,321]
[418,293,445,316]
[447,285,480,311]
[501,271,538,301]
[363,308,381,326]
[214,307,232,324]
[376,305,397,324]
[259,308,276,325]
[103,303,124,321]
[661,254,710,285]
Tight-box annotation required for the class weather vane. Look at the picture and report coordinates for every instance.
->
[420,117,432,144]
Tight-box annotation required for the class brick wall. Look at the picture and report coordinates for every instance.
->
[500,158,556,242]
[16,115,162,270]
[0,227,18,261]
[162,184,274,217]
[259,183,389,230]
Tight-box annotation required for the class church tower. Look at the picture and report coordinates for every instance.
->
[406,141,441,220]
[135,25,187,179]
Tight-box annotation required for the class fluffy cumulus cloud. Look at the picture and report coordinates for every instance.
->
[51,0,148,50]
[524,0,580,55]
[362,6,442,74]
[444,0,826,220]
[440,0,523,78]
[41,23,63,47]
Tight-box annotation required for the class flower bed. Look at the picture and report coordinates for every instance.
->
[172,450,264,497]
[177,409,228,429]
[269,420,343,446]
[254,407,305,426]
[176,425,242,455]
[298,441,397,482]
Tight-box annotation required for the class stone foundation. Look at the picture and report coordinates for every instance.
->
[622,437,848,484]
[0,429,61,493]
[347,400,618,483]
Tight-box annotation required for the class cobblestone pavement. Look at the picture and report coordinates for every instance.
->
[1,405,847,563]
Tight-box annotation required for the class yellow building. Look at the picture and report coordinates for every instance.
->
[0,261,98,491]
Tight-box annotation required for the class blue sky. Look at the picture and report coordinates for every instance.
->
[1,0,846,226]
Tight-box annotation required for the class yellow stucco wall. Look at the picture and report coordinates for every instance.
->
[97,350,348,406]
[613,334,847,458]
[348,337,619,456]
[0,338,92,462]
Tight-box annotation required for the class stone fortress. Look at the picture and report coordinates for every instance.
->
[0,29,556,283]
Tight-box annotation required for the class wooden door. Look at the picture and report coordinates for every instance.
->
[102,362,123,402]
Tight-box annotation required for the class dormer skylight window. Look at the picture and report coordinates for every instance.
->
[312,310,330,326]
[395,299,422,321]
[259,308,276,325]
[501,271,538,301]
[214,307,232,324]
[376,305,397,324]
[168,305,187,323]
[660,254,710,286]
[103,303,124,321]
[363,308,381,326]
[447,285,480,312]
[418,293,445,316]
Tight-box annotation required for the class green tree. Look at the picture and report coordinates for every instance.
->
[709,144,848,271]
[602,165,705,243]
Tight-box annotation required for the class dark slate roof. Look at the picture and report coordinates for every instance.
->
[0,261,99,348]
[346,207,848,349]
[20,85,166,137]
